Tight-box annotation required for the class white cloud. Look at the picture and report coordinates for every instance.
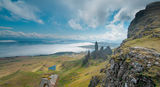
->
[0,30,83,40]
[63,0,159,41]
[0,30,47,38]
[0,26,13,29]
[104,23,127,41]
[0,0,43,24]
[68,19,82,30]
[71,23,127,42]
[0,27,126,42]
[0,0,159,42]
[65,0,159,29]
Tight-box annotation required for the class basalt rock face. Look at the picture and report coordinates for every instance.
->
[89,2,160,87]
[128,1,160,39]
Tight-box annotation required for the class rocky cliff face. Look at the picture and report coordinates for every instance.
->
[89,1,160,87]
[128,1,160,39]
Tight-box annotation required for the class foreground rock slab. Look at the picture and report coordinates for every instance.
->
[40,74,58,87]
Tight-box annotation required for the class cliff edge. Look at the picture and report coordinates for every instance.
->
[89,1,160,87]
[128,1,160,39]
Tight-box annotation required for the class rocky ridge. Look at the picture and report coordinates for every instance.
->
[89,1,160,87]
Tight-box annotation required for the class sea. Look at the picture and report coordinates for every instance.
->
[0,39,94,58]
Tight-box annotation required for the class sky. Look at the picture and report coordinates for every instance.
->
[0,0,159,43]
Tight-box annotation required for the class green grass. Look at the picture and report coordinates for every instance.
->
[57,58,106,87]
[124,27,160,52]
[0,71,42,87]
[0,53,106,87]
[123,36,160,52]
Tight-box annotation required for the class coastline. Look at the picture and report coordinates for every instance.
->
[0,51,87,59]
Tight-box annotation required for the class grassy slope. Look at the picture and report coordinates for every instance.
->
[123,36,160,52]
[123,28,160,52]
[0,71,41,87]
[58,60,106,87]
[0,53,106,87]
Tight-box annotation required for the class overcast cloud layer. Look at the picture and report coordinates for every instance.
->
[64,0,159,41]
[0,0,159,42]
[64,0,159,28]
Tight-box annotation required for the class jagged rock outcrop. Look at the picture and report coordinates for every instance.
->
[82,42,112,66]
[95,41,99,51]
[89,46,160,87]
[82,51,90,66]
[103,46,112,55]
[89,1,160,87]
[91,42,112,59]
[102,47,159,87]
